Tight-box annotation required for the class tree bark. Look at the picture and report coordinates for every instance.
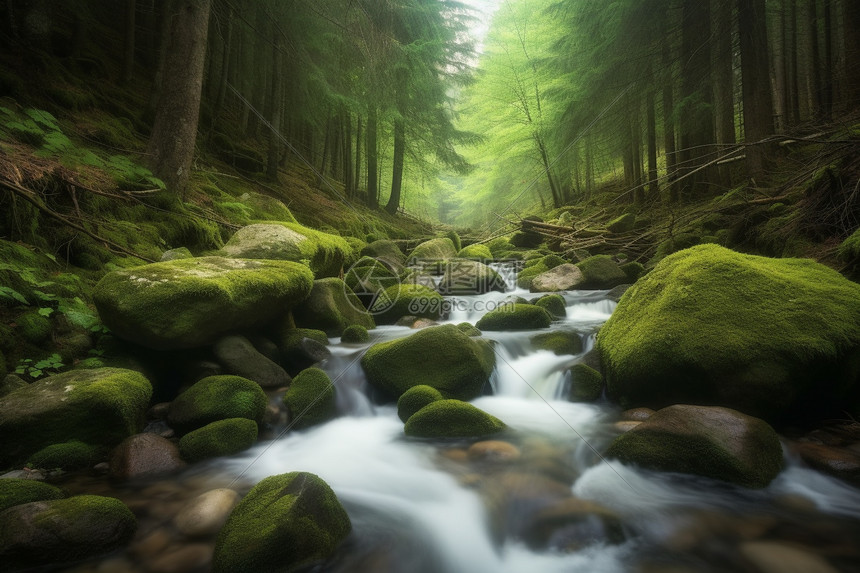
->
[146,0,211,197]
[266,24,281,182]
[354,116,363,196]
[210,4,233,132]
[385,119,405,214]
[646,89,659,199]
[662,42,678,201]
[124,0,136,84]
[738,0,775,180]
[822,0,833,120]
[366,107,379,209]
[843,0,860,104]
[713,0,736,187]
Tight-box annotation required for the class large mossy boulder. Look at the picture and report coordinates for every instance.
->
[220,222,351,278]
[27,440,102,471]
[517,255,566,289]
[438,259,506,295]
[0,368,152,467]
[360,240,406,272]
[606,213,636,234]
[361,324,495,400]
[283,368,338,429]
[293,278,375,337]
[179,418,259,462]
[476,304,552,331]
[404,399,506,438]
[457,243,494,262]
[370,284,445,324]
[167,375,267,435]
[94,257,314,350]
[0,495,137,571]
[213,472,351,573]
[408,237,457,262]
[0,479,65,513]
[605,405,784,488]
[397,385,444,423]
[575,255,627,289]
[597,245,860,423]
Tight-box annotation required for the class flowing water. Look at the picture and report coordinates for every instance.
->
[65,264,860,573]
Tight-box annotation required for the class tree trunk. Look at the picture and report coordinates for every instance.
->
[713,0,736,187]
[354,116,363,195]
[662,42,678,201]
[646,89,659,199]
[146,0,211,197]
[344,111,354,197]
[585,139,594,200]
[843,0,860,104]
[770,0,787,131]
[366,107,379,209]
[738,0,775,180]
[822,0,833,120]
[266,24,281,182]
[787,0,801,124]
[147,0,173,119]
[805,0,822,120]
[124,0,136,84]
[210,5,233,132]
[385,119,405,215]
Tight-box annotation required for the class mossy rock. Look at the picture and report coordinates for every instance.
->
[15,311,52,344]
[605,405,783,488]
[404,400,506,438]
[220,222,351,278]
[569,364,603,402]
[343,257,400,303]
[27,440,102,471]
[160,247,194,261]
[517,255,565,289]
[607,213,636,234]
[457,322,482,337]
[0,368,152,467]
[620,261,645,283]
[213,472,351,573]
[179,418,258,462]
[839,228,860,262]
[444,230,462,252]
[167,375,267,435]
[292,278,375,337]
[457,243,493,262]
[439,259,506,295]
[0,479,65,513]
[341,325,369,343]
[650,233,701,266]
[510,231,542,249]
[370,284,445,325]
[408,237,457,262]
[277,328,330,375]
[94,257,314,350]
[361,240,406,271]
[534,294,567,318]
[486,237,514,258]
[476,304,552,331]
[283,368,337,430]
[575,255,627,289]
[361,324,495,401]
[531,331,583,356]
[597,244,860,424]
[397,385,444,423]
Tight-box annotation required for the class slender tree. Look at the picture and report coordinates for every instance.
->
[738,0,775,180]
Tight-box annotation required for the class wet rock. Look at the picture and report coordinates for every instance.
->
[213,335,290,389]
[467,440,522,463]
[438,259,506,295]
[129,528,170,558]
[167,375,268,435]
[293,278,375,337]
[605,284,631,302]
[620,407,656,421]
[476,304,552,331]
[174,489,239,538]
[791,441,860,487]
[404,400,506,439]
[411,318,439,329]
[0,479,65,513]
[278,329,330,376]
[522,497,624,551]
[149,543,213,573]
[530,264,585,293]
[740,541,839,573]
[147,402,171,421]
[0,374,27,398]
[110,433,185,480]
[179,418,258,462]
[282,368,338,429]
[361,240,406,272]
[613,421,641,433]
[576,255,628,290]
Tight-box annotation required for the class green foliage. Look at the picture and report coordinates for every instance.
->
[15,353,64,379]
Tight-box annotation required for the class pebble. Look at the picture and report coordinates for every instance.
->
[173,488,239,538]
[129,528,171,558]
[147,543,213,573]
[740,541,839,573]
[467,440,521,462]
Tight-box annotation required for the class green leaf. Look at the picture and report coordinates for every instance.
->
[0,286,28,305]
[37,307,54,317]
[30,369,42,379]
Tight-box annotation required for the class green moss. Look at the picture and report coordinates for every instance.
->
[620,261,645,283]
[341,324,369,343]
[93,257,314,350]
[27,440,102,471]
[597,244,860,423]
[650,233,701,266]
[361,324,495,400]
[457,322,482,337]
[534,294,566,319]
[360,240,406,267]
[0,479,65,513]
[487,237,514,258]
[344,256,400,298]
[279,328,329,350]
[168,375,267,435]
[213,472,351,573]
[607,213,636,234]
[517,255,565,289]
[457,243,493,262]
[370,284,445,324]
[179,418,259,462]
[408,237,457,261]
[292,278,375,336]
[15,311,52,344]
[569,364,603,402]
[839,228,860,261]
[476,304,552,331]
[531,331,583,355]
[397,385,444,423]
[404,399,506,438]
[0,368,152,466]
[444,230,462,252]
[283,368,337,429]
[575,255,627,289]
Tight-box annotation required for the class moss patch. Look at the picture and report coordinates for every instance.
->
[531,331,583,355]
[283,368,337,429]
[534,294,566,319]
[370,284,445,324]
[179,418,259,462]
[408,237,457,261]
[292,278,375,336]
[404,399,506,438]
[517,255,565,289]
[167,375,268,435]
[0,479,65,513]
[457,322,482,337]
[476,304,552,331]
[607,213,636,234]
[569,364,603,402]
[575,255,627,289]
[341,325,369,343]
[397,385,444,423]
[457,243,493,262]
[27,440,102,471]
[15,311,52,344]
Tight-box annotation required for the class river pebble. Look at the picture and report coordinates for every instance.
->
[173,488,239,538]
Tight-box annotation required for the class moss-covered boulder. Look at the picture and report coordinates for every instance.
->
[167,375,267,435]
[0,368,151,467]
[283,368,337,429]
[439,259,506,295]
[457,322,482,337]
[360,240,406,272]
[15,311,52,344]
[370,284,445,324]
[341,324,369,343]
[277,328,330,375]
[620,261,645,283]
[27,440,102,471]
[457,243,494,262]
[293,278,375,337]
[597,245,860,423]
[94,257,314,350]
[397,385,444,423]
[0,479,65,513]
[361,324,495,400]
[476,304,552,331]
[607,213,636,234]
[179,418,259,462]
[343,256,400,303]
[0,495,137,571]
[213,472,351,573]
[221,222,351,278]
[605,405,783,488]
[568,364,603,402]
[534,294,567,318]
[404,400,506,438]
[530,264,585,292]
[531,331,583,355]
[160,247,194,261]
[408,237,457,262]
[517,255,566,289]
[575,255,627,289]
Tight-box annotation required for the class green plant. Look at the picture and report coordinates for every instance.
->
[15,353,65,379]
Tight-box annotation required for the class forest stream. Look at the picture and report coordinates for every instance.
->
[49,263,860,573]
